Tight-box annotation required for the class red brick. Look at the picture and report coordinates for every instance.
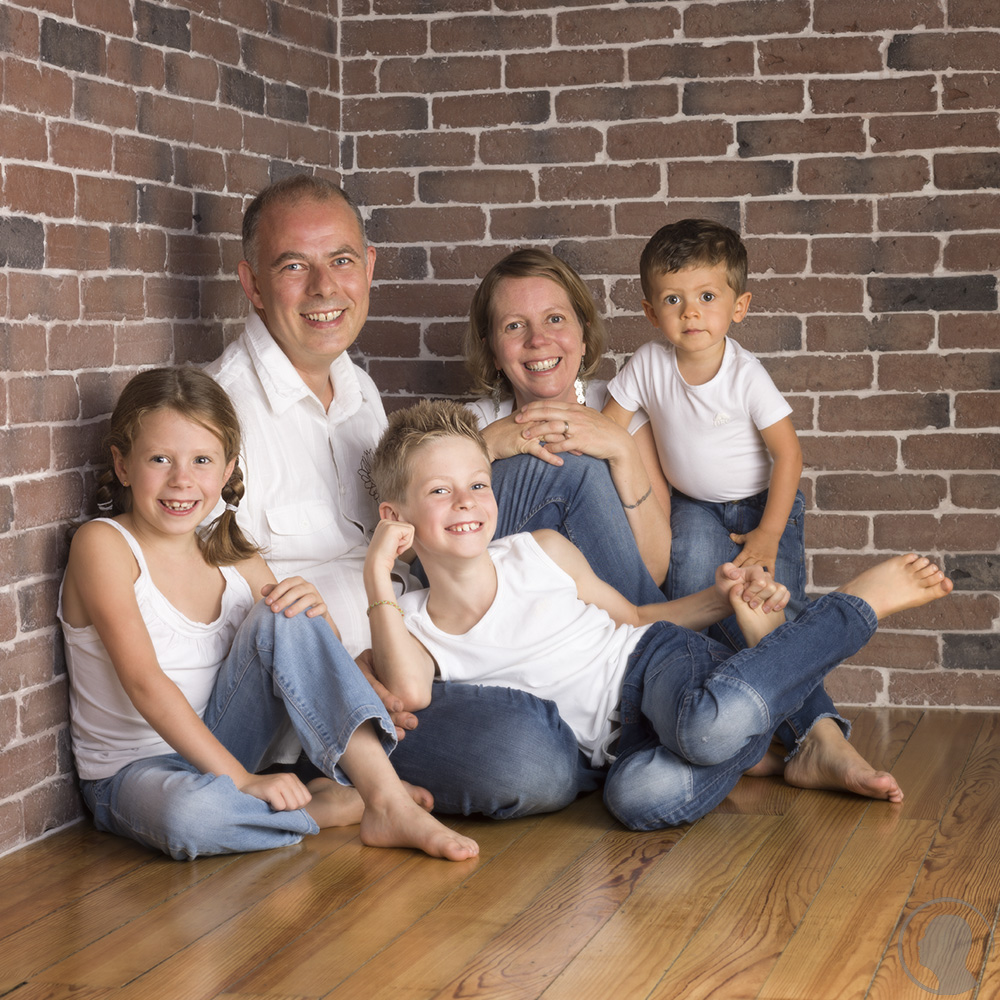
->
[841,632,941,671]
[491,204,612,241]
[344,17,426,55]
[539,164,661,203]
[8,273,79,323]
[738,117,866,157]
[75,0,135,35]
[46,225,111,272]
[381,55,501,93]
[889,672,1000,709]
[432,14,550,53]
[818,392,948,432]
[164,52,220,101]
[765,354,874,393]
[949,0,1000,27]
[759,36,883,74]
[811,236,941,275]
[144,277,201,319]
[902,433,999,471]
[816,473,948,513]
[138,92,198,143]
[174,147,228,193]
[951,474,1000,509]
[873,513,1000,552]
[77,176,138,224]
[684,0,807,36]
[0,6,40,58]
[0,594,16,644]
[804,513,870,551]
[418,169,535,205]
[192,104,243,151]
[49,323,116,370]
[888,32,1000,72]
[809,76,937,115]
[825,665,884,705]
[308,91,341,130]
[369,281,472,321]
[105,37,166,88]
[682,79,803,117]
[800,434,898,472]
[750,276,864,314]
[943,73,1000,110]
[734,315,804,354]
[943,233,1000,272]
[190,13,241,64]
[807,314,934,353]
[871,113,1000,153]
[13,475,85,529]
[668,160,792,198]
[268,4,335,50]
[343,96,428,132]
[166,234,224,276]
[49,122,113,173]
[22,776,84,840]
[607,120,731,162]
[368,206,487,246]
[369,359,468,396]
[629,41,754,80]
[746,199,873,235]
[557,84,679,123]
[342,58,377,97]
[878,353,1000,392]
[1,322,48,373]
[800,156,930,196]
[0,110,47,161]
[9,375,80,424]
[956,392,1000,429]
[481,126,604,166]
[4,59,73,116]
[5,165,75,218]
[434,91,549,129]
[219,0,268,30]
[54,421,105,474]
[20,679,70,739]
[557,6,681,45]
[112,322,177,367]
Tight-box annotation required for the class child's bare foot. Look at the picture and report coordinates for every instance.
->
[783,718,903,803]
[304,777,436,829]
[359,788,479,862]
[839,553,953,620]
[728,583,786,648]
[744,745,786,778]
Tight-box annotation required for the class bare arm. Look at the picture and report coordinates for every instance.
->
[362,519,437,710]
[63,524,311,811]
[730,416,803,571]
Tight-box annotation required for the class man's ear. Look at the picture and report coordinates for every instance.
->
[237,260,264,310]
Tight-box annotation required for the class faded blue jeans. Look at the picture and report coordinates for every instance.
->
[391,452,656,816]
[603,590,877,830]
[81,602,396,860]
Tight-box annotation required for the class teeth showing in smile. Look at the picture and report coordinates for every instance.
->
[448,522,481,532]
[303,309,344,322]
[162,500,197,511]
[525,358,560,372]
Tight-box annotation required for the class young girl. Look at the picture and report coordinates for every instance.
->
[58,367,478,862]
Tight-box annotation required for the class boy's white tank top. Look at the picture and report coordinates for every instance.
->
[58,518,255,780]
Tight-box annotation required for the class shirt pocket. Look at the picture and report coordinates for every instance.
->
[264,501,342,565]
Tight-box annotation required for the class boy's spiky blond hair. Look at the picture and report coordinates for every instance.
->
[370,400,491,504]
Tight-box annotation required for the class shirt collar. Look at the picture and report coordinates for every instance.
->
[242,311,364,421]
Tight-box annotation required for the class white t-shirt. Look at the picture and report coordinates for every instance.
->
[606,338,792,503]
[206,313,418,656]
[58,519,254,780]
[399,533,648,766]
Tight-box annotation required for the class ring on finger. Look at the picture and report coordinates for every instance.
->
[563,419,570,438]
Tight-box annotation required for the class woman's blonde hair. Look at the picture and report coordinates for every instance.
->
[97,367,259,565]
[464,248,607,400]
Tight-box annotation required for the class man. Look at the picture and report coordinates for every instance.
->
[207,174,907,820]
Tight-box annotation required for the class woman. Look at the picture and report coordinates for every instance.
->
[464,249,671,588]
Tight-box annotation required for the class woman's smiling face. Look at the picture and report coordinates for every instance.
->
[489,276,587,408]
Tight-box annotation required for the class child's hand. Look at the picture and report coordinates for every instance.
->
[239,770,312,811]
[367,518,415,572]
[262,576,328,618]
[715,562,789,615]
[354,648,419,739]
[728,527,780,574]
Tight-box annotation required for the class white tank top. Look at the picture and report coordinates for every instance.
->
[58,518,255,780]
[400,533,648,766]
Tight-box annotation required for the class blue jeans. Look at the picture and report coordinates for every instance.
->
[80,602,396,860]
[391,453,656,817]
[666,488,808,648]
[603,591,876,830]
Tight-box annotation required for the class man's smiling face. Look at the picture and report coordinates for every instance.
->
[237,193,377,383]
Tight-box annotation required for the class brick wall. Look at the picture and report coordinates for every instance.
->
[1,0,997,854]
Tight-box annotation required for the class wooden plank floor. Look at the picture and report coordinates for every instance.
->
[3,708,999,1000]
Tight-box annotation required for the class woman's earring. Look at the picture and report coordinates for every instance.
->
[575,360,586,405]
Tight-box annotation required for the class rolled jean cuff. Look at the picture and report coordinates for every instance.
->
[783,711,852,761]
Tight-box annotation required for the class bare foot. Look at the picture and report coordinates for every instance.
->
[728,583,786,648]
[744,745,786,778]
[304,778,436,829]
[359,789,480,862]
[783,718,903,803]
[839,553,953,620]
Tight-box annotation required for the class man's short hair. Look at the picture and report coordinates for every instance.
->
[640,218,748,299]
[370,400,491,505]
[242,174,367,270]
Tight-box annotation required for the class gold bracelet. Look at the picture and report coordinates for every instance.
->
[366,599,404,617]
[622,484,653,509]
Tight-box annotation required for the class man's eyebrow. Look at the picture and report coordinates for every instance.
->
[269,246,361,268]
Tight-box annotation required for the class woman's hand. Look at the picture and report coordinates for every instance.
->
[481,412,565,466]
[513,400,631,463]
[261,576,329,618]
